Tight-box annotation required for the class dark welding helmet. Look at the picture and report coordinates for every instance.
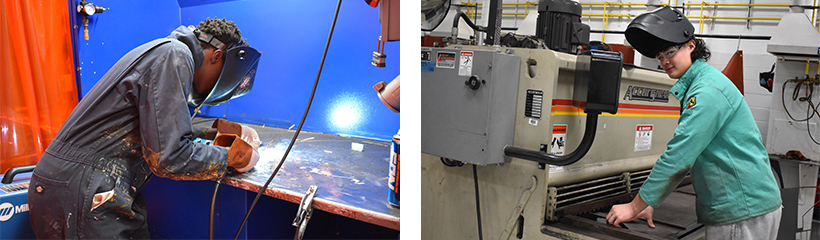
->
[187,26,262,108]
[625,6,695,57]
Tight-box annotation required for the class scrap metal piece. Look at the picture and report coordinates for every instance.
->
[293,185,318,240]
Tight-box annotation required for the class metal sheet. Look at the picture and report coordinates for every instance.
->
[207,121,400,230]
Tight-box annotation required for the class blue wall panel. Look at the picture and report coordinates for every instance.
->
[74,0,181,96]
[182,1,401,141]
[75,0,399,141]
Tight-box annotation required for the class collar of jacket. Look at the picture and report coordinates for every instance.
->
[167,26,205,70]
[670,58,708,100]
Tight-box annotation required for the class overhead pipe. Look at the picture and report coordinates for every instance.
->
[581,2,645,6]
[682,3,789,7]
[460,2,537,6]
[590,29,771,40]
[465,11,529,16]
[686,15,781,20]
[602,2,608,42]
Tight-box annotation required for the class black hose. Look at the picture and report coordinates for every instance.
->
[209,174,224,240]
[782,79,813,122]
[503,113,600,166]
[781,78,820,145]
[440,157,464,167]
[232,0,342,239]
[473,165,484,240]
[453,10,487,33]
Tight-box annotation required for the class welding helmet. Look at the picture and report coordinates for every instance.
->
[187,25,262,108]
[625,6,695,57]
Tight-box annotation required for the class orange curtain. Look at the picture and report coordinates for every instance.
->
[1,1,78,173]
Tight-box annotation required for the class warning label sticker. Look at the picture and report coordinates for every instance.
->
[634,124,653,152]
[436,52,456,69]
[458,51,473,76]
[551,124,567,155]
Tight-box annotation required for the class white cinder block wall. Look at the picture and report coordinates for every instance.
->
[457,0,819,143]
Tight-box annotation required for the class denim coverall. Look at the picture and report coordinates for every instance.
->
[27,26,229,239]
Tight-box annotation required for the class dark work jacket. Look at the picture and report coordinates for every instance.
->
[28,26,228,239]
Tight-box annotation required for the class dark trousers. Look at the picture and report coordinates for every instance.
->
[28,153,150,239]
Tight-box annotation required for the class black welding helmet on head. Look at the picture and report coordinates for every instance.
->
[625,6,695,58]
[187,25,262,108]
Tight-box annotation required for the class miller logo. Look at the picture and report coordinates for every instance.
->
[0,202,29,222]
[623,86,670,103]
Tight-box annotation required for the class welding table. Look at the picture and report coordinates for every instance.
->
[217,123,401,230]
[143,120,399,239]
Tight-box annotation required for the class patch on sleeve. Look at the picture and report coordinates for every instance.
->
[687,96,697,109]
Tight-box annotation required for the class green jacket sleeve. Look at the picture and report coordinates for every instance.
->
[639,84,733,207]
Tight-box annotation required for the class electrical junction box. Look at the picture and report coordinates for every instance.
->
[421,47,521,165]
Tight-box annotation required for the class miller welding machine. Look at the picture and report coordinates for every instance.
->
[0,166,36,239]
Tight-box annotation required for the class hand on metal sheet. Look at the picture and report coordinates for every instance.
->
[636,206,655,228]
[606,203,640,228]
[212,119,262,149]
[213,134,260,173]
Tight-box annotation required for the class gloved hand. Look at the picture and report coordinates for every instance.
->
[211,119,261,149]
[213,134,259,172]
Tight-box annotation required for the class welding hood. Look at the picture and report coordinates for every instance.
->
[187,26,262,108]
[625,6,694,58]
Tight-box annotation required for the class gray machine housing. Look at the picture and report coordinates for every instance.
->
[421,48,520,165]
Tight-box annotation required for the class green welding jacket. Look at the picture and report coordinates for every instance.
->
[638,58,782,225]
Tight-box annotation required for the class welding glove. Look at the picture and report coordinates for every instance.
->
[211,119,261,149]
[213,134,260,172]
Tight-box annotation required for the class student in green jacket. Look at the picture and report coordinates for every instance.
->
[605,6,782,239]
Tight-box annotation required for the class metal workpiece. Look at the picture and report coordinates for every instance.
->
[192,119,400,230]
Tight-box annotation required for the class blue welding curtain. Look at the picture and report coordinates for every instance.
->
[75,0,400,142]
[183,1,401,141]
[0,1,79,173]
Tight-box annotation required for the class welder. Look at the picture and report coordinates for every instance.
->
[27,17,261,239]
[606,6,782,239]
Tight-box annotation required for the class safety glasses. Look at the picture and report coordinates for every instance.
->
[655,43,686,62]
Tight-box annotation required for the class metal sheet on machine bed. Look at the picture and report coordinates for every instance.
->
[546,184,704,240]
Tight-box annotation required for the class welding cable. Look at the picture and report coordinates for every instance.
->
[209,174,225,240]
[781,78,820,145]
[194,102,224,240]
[473,165,484,240]
[804,94,820,145]
[782,78,814,122]
[232,1,342,239]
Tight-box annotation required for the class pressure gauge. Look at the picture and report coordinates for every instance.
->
[83,4,96,15]
[77,1,107,17]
